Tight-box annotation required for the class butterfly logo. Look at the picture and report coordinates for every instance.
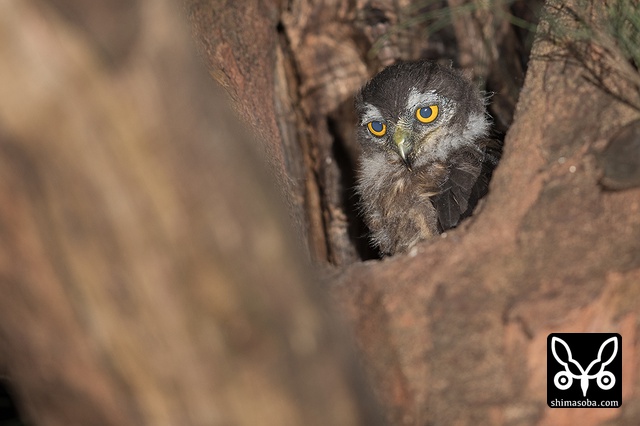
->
[551,336,618,397]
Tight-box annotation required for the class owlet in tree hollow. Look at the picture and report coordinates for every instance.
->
[355,60,501,255]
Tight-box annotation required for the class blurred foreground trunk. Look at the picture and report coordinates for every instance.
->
[1,0,639,425]
[0,1,380,425]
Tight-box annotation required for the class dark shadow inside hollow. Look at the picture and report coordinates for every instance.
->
[327,114,380,261]
[0,378,28,425]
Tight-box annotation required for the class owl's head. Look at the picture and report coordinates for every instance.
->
[355,60,490,170]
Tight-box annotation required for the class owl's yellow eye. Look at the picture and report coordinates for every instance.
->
[367,121,387,137]
[415,105,439,123]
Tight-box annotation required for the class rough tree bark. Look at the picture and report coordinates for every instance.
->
[188,0,640,424]
[329,2,640,425]
[1,0,639,425]
[187,0,541,265]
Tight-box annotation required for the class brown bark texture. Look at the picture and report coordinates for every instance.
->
[329,3,640,426]
[186,0,640,424]
[187,0,541,265]
[1,0,639,425]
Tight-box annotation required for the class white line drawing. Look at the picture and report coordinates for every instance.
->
[551,336,618,397]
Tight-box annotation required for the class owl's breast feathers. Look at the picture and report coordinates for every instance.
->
[358,138,501,255]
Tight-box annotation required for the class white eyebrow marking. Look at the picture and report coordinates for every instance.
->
[359,103,383,125]
[406,87,442,111]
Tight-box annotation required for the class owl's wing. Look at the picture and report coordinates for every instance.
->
[432,138,502,231]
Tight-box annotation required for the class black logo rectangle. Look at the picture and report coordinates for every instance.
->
[547,333,622,408]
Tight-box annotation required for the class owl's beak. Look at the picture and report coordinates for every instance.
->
[393,126,413,170]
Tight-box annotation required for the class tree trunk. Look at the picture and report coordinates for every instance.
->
[186,0,542,265]
[329,2,640,425]
[0,1,380,425]
[1,0,639,425]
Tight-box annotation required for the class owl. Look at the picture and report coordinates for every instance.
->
[355,60,500,255]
